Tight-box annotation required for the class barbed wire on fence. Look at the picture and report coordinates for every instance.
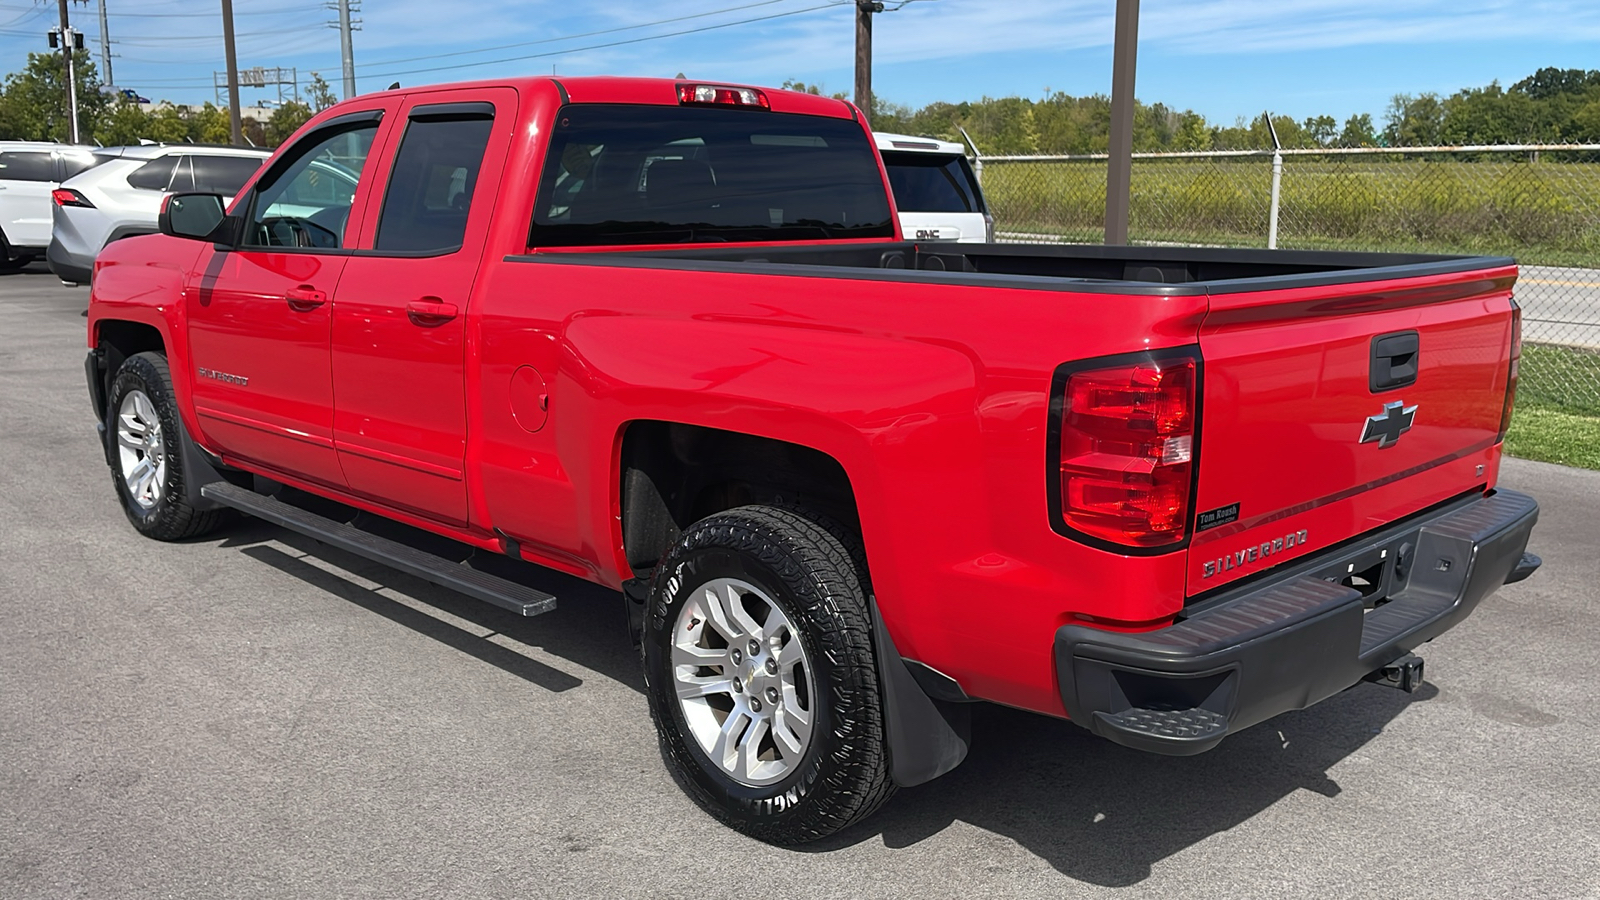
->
[974,144,1600,411]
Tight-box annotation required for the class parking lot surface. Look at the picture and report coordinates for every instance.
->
[2,265,1596,899]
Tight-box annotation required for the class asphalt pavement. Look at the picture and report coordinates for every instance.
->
[2,264,1597,899]
[1518,266,1600,350]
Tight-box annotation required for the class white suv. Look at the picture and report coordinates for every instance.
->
[48,144,269,284]
[874,132,992,243]
[0,141,102,269]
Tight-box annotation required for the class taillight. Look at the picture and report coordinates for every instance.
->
[1496,302,1522,443]
[676,83,770,109]
[52,188,94,208]
[1052,351,1199,550]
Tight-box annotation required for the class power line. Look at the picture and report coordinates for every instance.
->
[40,2,852,91]
[358,0,804,69]
[83,22,321,42]
[360,2,850,80]
[0,5,48,28]
[107,4,326,17]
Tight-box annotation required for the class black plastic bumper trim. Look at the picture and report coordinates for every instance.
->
[49,239,92,284]
[1055,488,1539,756]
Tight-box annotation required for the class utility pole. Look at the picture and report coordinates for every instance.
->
[854,1,881,123]
[335,0,357,100]
[55,0,79,143]
[96,0,112,87]
[220,0,243,146]
[1105,0,1139,245]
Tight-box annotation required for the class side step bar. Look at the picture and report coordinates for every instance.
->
[201,482,557,617]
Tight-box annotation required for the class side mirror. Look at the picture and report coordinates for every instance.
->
[158,193,241,246]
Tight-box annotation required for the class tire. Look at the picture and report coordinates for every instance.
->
[642,504,894,844]
[105,351,228,541]
[0,230,25,271]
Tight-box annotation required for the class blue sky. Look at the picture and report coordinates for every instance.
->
[3,0,1598,127]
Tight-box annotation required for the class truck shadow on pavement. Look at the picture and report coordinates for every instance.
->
[217,519,1434,887]
[217,518,642,695]
[814,684,1432,885]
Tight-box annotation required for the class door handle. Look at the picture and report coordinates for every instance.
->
[406,298,459,327]
[285,285,326,312]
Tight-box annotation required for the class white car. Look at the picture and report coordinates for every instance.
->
[874,132,992,243]
[48,144,270,284]
[0,141,102,269]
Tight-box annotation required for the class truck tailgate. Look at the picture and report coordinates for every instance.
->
[1187,263,1518,596]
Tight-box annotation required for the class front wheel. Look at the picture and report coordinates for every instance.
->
[642,505,894,844]
[106,351,228,541]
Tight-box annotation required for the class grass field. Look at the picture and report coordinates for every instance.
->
[1506,344,1600,470]
[984,156,1600,268]
[1506,404,1600,469]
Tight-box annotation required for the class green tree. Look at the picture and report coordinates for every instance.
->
[187,102,232,144]
[307,71,339,111]
[1172,111,1210,150]
[96,101,151,144]
[265,101,313,146]
[1303,114,1338,146]
[1511,67,1600,101]
[145,105,188,143]
[1338,113,1377,147]
[1384,93,1444,146]
[0,50,109,142]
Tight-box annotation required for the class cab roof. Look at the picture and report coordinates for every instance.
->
[355,75,860,120]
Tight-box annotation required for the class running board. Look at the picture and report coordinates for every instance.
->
[201,482,557,617]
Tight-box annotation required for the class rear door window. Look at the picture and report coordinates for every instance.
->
[0,151,57,182]
[880,151,981,213]
[373,112,494,253]
[126,156,178,191]
[190,155,264,195]
[531,105,894,246]
[59,152,105,181]
[166,156,195,192]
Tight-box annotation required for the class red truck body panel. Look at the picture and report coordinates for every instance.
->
[1188,266,1517,594]
[87,75,1526,722]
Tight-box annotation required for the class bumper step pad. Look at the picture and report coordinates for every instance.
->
[1094,707,1227,743]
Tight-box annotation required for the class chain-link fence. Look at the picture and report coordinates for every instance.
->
[978,145,1600,413]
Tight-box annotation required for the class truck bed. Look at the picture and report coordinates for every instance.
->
[525,241,1512,295]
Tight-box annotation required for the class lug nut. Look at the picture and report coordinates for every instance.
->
[731,649,742,665]
[765,659,778,675]
[748,639,761,656]
[749,698,763,713]
[765,687,779,703]
[732,678,743,693]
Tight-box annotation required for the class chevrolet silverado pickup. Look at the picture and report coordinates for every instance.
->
[84,76,1541,844]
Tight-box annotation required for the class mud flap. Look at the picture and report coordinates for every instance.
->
[870,600,971,787]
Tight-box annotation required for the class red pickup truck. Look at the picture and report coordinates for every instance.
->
[85,76,1540,844]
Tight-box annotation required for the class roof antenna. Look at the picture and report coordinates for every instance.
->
[388,81,400,90]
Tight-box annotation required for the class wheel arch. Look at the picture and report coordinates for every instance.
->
[617,420,862,578]
[618,420,970,788]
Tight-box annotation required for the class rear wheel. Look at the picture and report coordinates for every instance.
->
[0,230,27,271]
[106,352,228,540]
[642,505,894,844]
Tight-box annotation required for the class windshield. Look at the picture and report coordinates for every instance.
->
[530,105,894,246]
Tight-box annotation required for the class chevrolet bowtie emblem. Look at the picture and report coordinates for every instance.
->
[1360,400,1417,448]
